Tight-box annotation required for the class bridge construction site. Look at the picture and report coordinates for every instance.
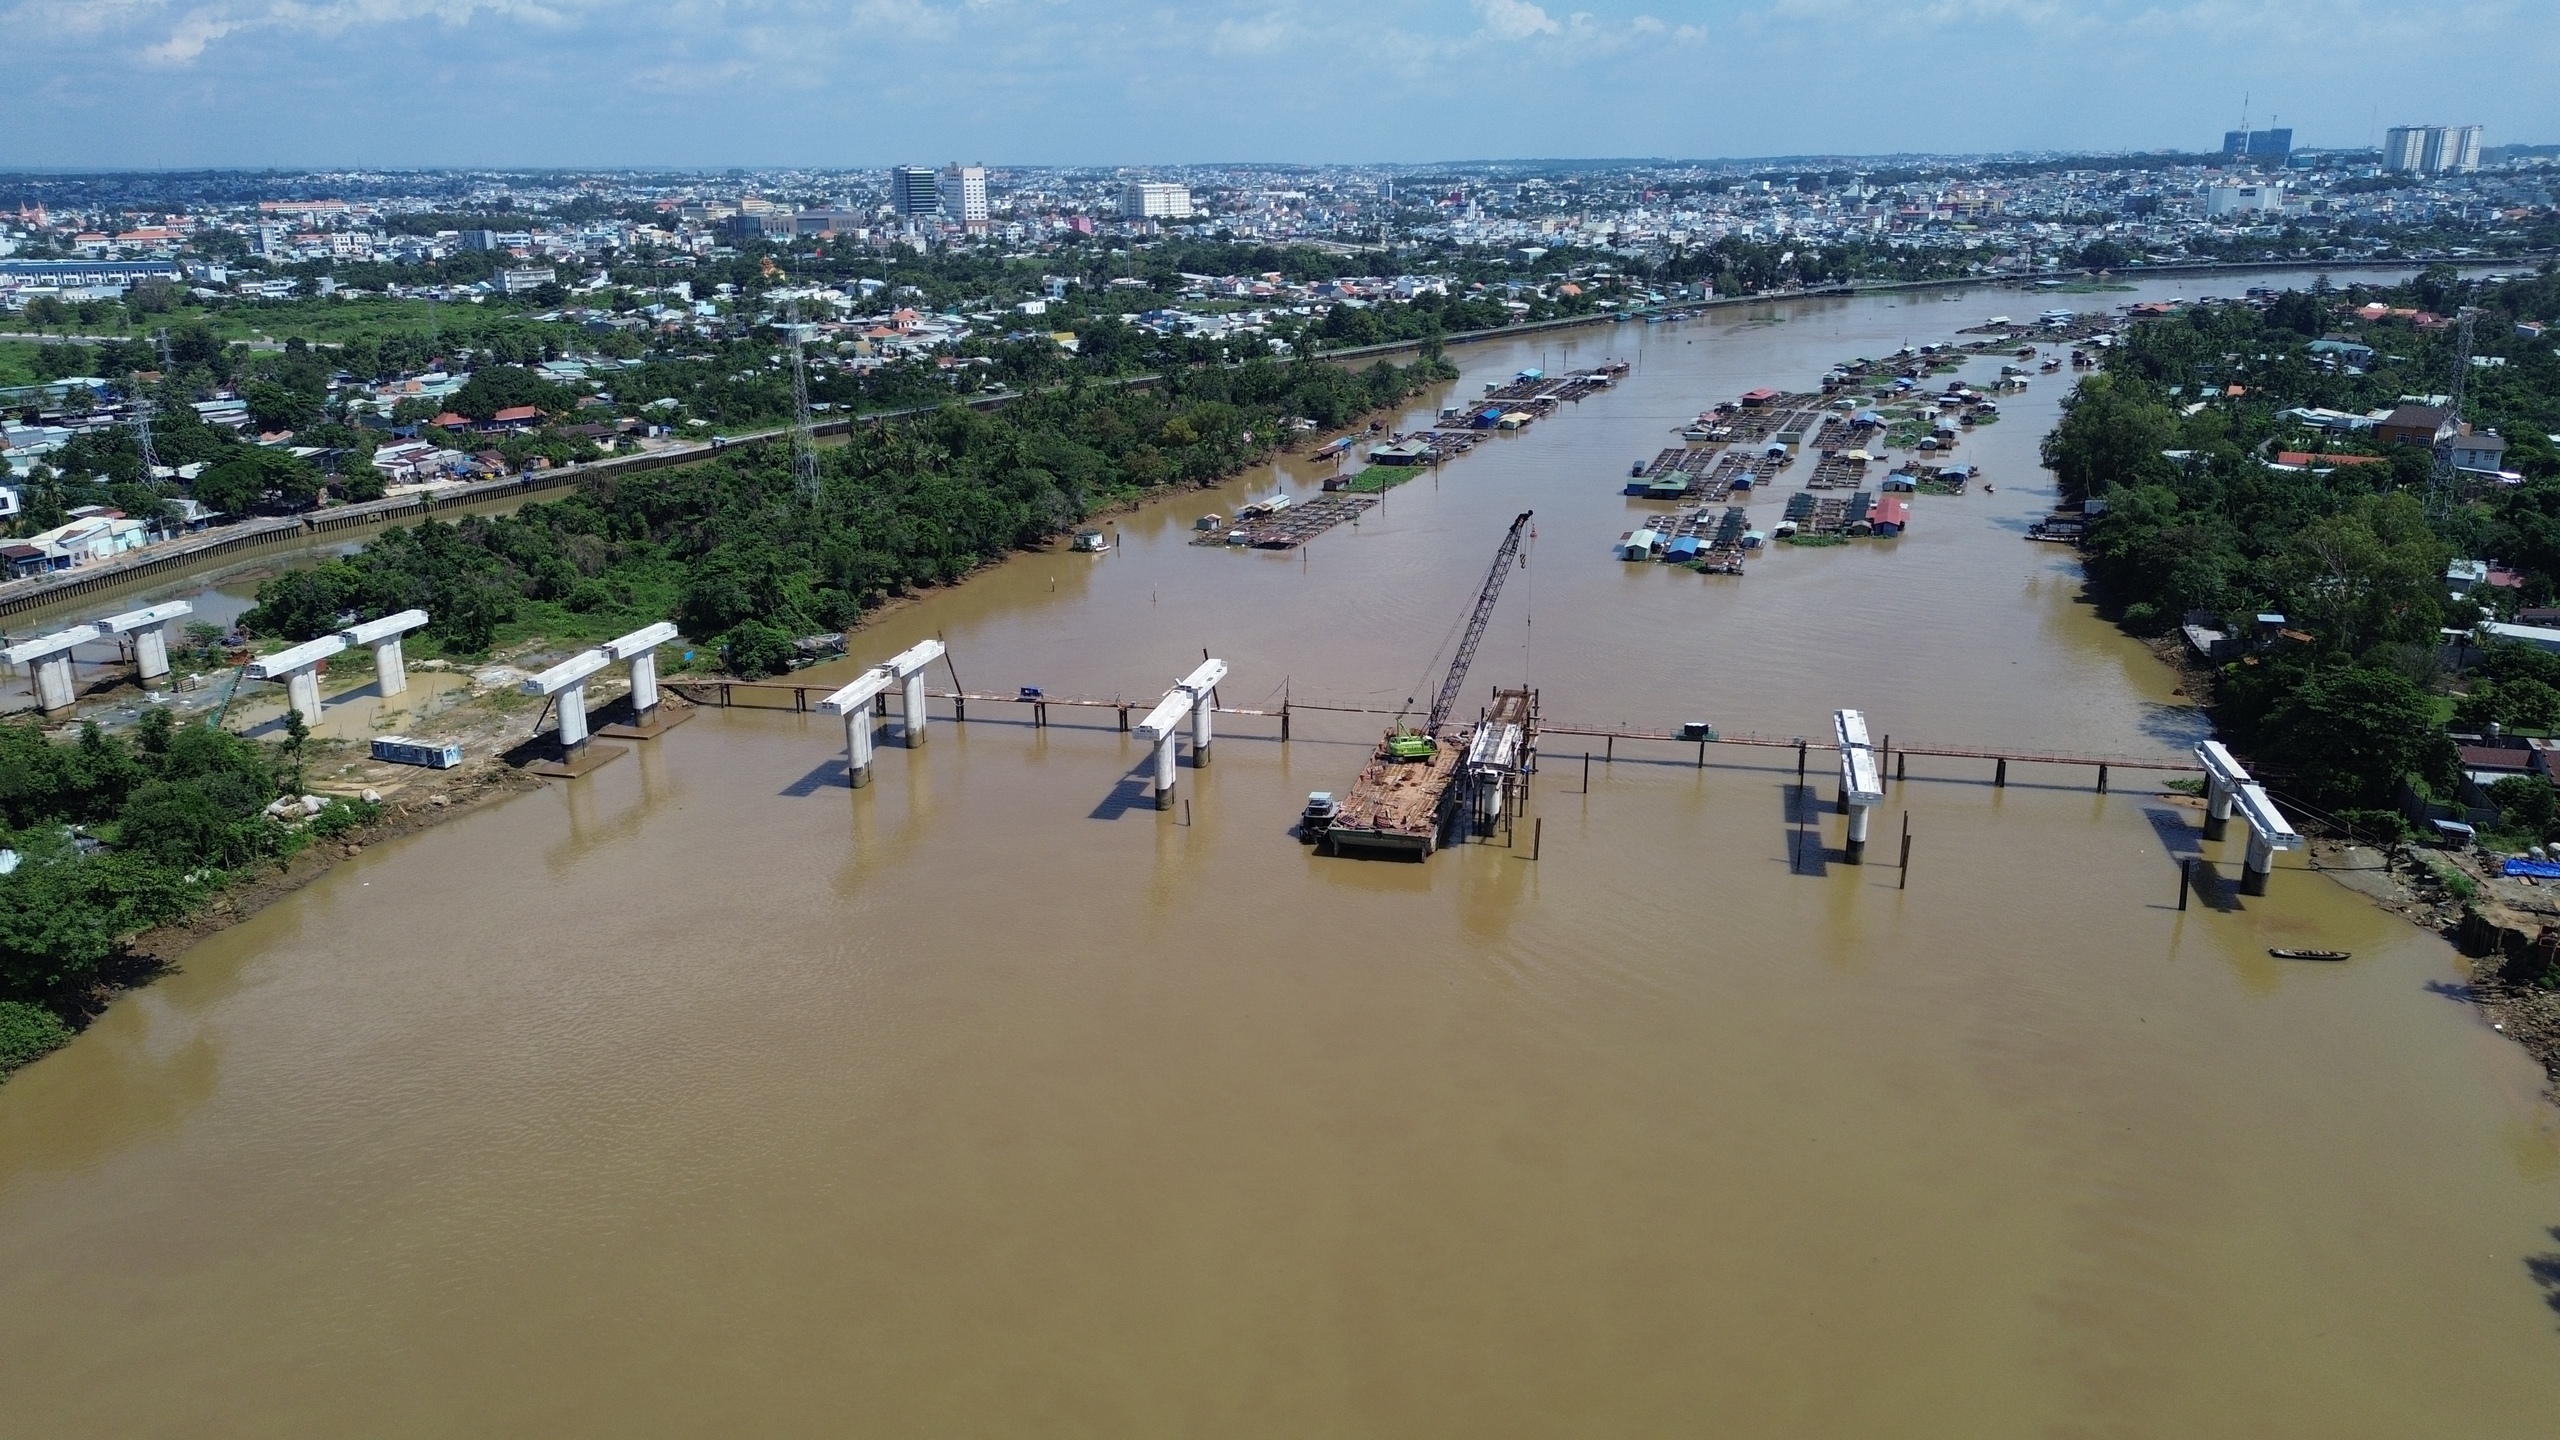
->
[660,506,2299,894]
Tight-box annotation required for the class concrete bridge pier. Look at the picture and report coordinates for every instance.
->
[820,668,898,790]
[2241,833,2276,896]
[1133,659,1226,813]
[3,626,102,714]
[1152,729,1180,811]
[902,669,930,748]
[2229,780,2301,898]
[1838,742,1883,865]
[2197,741,2250,842]
[245,635,351,728]
[337,609,430,699]
[520,650,624,776]
[101,602,194,684]
[599,622,686,737]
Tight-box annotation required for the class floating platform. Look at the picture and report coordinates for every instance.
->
[1322,727,1469,858]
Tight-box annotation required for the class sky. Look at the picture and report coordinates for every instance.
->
[1,0,2554,170]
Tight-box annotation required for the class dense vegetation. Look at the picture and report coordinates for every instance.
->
[2049,264,2560,826]
[0,711,371,1079]
[243,351,1457,673]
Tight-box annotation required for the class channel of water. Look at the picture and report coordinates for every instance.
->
[3,270,2556,1436]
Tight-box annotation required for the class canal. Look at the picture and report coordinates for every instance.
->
[2,271,2555,1436]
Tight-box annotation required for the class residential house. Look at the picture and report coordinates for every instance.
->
[2448,430,2509,474]
[2375,404,2456,449]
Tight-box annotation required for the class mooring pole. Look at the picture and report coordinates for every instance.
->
[1532,815,1542,861]
[1797,740,1807,785]
[1881,734,1890,792]
[2097,763,2109,794]
[1280,702,1290,743]
[1995,757,2007,789]
[1896,750,1906,783]
[1697,738,1706,769]
[1606,734,1615,762]
[1584,751,1592,793]
[2178,857,2192,910]
[954,693,967,723]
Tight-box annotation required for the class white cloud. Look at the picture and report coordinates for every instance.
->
[1212,9,1294,54]
[1475,0,1558,40]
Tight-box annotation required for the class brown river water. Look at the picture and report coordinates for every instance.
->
[5,273,2558,1437]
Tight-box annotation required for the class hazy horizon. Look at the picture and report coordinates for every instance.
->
[1,1,2553,171]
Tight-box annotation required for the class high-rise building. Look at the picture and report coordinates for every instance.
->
[2222,128,2292,165]
[938,164,988,225]
[2384,124,2484,175]
[2445,124,2484,174]
[889,166,939,218]
[1120,182,1194,220]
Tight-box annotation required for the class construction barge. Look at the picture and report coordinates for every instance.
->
[1315,515,1538,860]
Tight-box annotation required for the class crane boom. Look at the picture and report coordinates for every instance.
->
[1427,511,1533,733]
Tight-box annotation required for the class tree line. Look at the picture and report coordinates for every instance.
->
[242,352,1459,675]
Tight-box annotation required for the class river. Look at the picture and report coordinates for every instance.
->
[3,271,2556,1437]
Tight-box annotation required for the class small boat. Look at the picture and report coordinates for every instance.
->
[1298,791,1339,843]
[2268,948,2351,962]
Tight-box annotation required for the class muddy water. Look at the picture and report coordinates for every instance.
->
[5,274,2558,1437]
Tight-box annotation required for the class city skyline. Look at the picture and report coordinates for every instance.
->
[0,1,2552,169]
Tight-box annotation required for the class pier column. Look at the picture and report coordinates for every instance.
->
[1153,731,1178,811]
[1846,803,1872,865]
[844,710,875,788]
[35,654,76,712]
[819,665,898,789]
[336,609,430,701]
[134,626,173,681]
[103,602,194,685]
[902,670,929,748]
[629,649,660,719]
[557,680,592,753]
[1192,692,1213,766]
[600,622,681,728]
[6,624,104,716]
[287,669,324,727]
[369,636,408,698]
[2203,776,2233,841]
[2241,833,2275,896]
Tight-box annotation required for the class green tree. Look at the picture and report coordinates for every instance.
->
[243,380,323,434]
[2258,665,2451,808]
[193,448,321,515]
[2488,774,2558,840]
[2041,373,2178,504]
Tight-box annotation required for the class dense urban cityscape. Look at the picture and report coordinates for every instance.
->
[0,129,2551,563]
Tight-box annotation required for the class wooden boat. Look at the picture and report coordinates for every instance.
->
[2268,948,2351,962]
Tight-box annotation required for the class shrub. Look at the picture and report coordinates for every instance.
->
[0,999,71,1074]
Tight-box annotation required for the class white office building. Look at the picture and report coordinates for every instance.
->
[2204,182,2285,217]
[1121,182,1194,220]
[938,164,989,225]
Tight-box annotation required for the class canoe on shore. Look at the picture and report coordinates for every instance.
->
[2269,948,2351,962]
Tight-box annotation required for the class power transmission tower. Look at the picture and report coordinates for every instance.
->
[2426,304,2478,519]
[784,292,820,502]
[132,327,168,481]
